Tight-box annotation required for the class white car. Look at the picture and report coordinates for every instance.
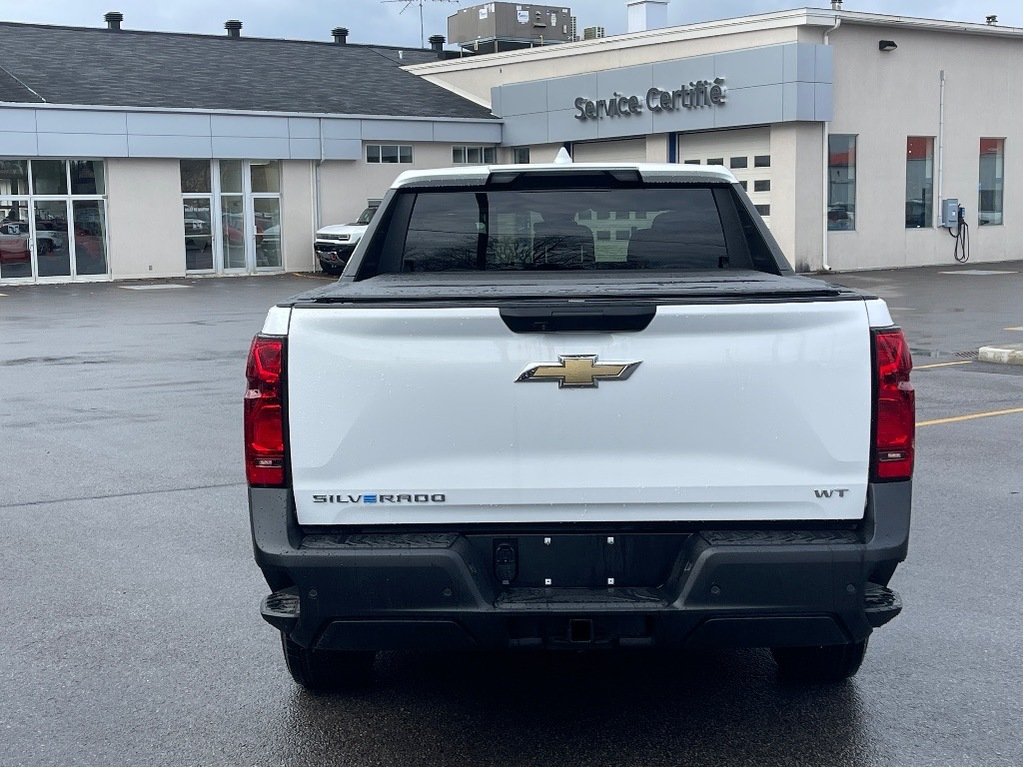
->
[313,206,376,275]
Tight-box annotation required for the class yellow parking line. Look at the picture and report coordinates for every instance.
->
[917,407,1023,427]
[916,360,972,370]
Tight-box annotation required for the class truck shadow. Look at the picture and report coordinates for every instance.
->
[285,648,872,766]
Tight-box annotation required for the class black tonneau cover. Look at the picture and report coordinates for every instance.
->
[284,271,869,308]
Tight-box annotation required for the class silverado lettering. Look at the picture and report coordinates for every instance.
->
[312,493,447,503]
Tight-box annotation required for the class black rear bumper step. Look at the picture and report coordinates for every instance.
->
[260,588,300,632]
[496,587,666,610]
[864,583,902,627]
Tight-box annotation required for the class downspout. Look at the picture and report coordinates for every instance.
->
[313,119,325,271]
[936,70,945,227]
[821,15,841,272]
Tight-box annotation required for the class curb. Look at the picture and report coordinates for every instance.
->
[978,344,1023,365]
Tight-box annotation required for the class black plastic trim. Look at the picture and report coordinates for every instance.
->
[249,481,912,652]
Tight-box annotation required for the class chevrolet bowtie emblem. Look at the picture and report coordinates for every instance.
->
[516,355,641,388]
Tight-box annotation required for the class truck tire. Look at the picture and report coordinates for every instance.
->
[280,632,375,691]
[771,639,868,683]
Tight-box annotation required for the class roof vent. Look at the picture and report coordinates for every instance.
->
[986,15,998,24]
[429,34,445,55]
[225,20,242,38]
[332,27,349,44]
[104,11,123,30]
[831,0,843,10]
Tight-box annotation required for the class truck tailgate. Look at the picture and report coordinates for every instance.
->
[286,300,872,525]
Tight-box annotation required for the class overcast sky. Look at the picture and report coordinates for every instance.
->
[7,1,1021,48]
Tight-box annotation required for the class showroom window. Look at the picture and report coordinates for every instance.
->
[905,137,934,228]
[366,144,413,164]
[180,159,283,274]
[452,146,497,164]
[0,158,108,282]
[828,135,857,231]
[978,138,1004,225]
[181,159,214,271]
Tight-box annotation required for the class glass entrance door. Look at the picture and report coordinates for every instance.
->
[0,200,32,280]
[218,160,247,272]
[32,200,72,279]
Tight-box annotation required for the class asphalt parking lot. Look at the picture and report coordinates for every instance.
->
[0,263,1021,766]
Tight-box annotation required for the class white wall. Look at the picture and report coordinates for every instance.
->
[826,24,1022,270]
[317,143,465,228]
[772,123,825,271]
[106,158,184,280]
[281,160,315,272]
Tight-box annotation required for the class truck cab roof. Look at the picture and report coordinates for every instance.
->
[391,162,738,189]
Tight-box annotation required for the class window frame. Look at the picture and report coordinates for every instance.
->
[978,137,1005,226]
[452,145,498,165]
[366,144,414,164]
[0,157,109,282]
[827,135,857,232]
[904,136,935,229]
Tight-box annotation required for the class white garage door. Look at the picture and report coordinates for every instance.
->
[678,128,772,227]
[572,138,648,163]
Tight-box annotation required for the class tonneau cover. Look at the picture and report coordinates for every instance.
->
[285,271,869,306]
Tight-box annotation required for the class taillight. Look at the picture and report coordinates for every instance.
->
[245,335,286,486]
[872,328,914,481]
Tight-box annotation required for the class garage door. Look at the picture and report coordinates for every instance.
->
[678,128,772,228]
[572,138,648,163]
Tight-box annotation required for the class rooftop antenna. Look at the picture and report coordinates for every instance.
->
[380,0,460,49]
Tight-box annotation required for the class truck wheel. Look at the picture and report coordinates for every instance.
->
[771,639,868,683]
[280,632,375,691]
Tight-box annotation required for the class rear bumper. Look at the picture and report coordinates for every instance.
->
[313,242,355,267]
[250,483,910,652]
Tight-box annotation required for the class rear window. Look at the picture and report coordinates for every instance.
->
[401,187,734,272]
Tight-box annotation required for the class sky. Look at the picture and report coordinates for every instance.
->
[4,1,1020,48]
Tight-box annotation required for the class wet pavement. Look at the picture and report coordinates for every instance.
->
[0,264,1020,766]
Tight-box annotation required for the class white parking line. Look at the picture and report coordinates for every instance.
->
[939,269,1018,275]
[916,360,972,370]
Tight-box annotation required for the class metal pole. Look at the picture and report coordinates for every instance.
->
[936,70,945,227]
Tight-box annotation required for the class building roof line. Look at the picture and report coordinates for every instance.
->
[408,6,1022,73]
[0,19,443,53]
[0,100,499,123]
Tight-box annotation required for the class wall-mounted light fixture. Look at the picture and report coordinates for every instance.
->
[878,40,898,52]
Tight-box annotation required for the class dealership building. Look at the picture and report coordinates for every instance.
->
[0,5,1020,284]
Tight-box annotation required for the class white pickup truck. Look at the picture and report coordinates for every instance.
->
[246,162,914,690]
[313,205,377,275]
